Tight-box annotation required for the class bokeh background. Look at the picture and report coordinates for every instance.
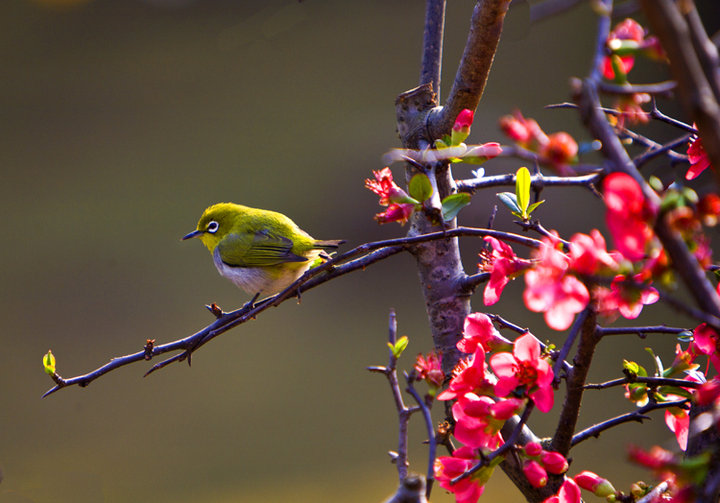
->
[1,1,719,501]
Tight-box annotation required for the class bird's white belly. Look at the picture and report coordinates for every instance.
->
[212,248,305,295]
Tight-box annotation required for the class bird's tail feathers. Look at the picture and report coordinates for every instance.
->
[314,239,345,250]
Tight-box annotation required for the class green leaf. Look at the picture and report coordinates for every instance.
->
[441,193,471,222]
[515,167,531,217]
[624,358,648,377]
[645,347,664,376]
[43,350,56,376]
[388,335,409,359]
[497,192,520,215]
[526,200,545,216]
[454,155,491,165]
[408,173,433,203]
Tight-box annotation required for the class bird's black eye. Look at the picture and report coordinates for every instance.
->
[206,221,219,234]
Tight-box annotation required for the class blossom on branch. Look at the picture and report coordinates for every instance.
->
[602,18,664,81]
[374,203,415,225]
[489,332,555,412]
[602,172,657,261]
[478,236,531,306]
[435,446,488,503]
[524,238,590,331]
[542,478,581,503]
[457,312,508,353]
[499,111,578,174]
[415,351,443,391]
[365,167,419,225]
[451,393,506,449]
[686,130,713,181]
[437,347,492,401]
[597,274,659,321]
[567,230,619,276]
[691,323,720,373]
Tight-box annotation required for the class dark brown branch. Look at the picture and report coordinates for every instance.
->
[571,399,688,447]
[584,376,702,391]
[420,0,446,98]
[640,0,720,186]
[430,0,512,139]
[550,306,598,456]
[598,80,677,96]
[456,171,601,193]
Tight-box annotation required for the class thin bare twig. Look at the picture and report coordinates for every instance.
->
[571,399,688,447]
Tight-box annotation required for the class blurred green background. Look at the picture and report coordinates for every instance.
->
[1,0,718,501]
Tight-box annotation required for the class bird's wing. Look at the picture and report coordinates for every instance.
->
[217,229,308,267]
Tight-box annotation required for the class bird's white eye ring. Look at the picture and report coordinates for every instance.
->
[206,221,219,234]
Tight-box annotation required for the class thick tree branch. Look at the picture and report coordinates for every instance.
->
[550,306,598,456]
[429,0,512,140]
[640,0,720,186]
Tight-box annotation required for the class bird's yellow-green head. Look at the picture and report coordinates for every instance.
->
[182,203,243,252]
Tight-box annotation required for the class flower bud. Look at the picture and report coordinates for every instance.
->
[523,441,543,457]
[574,471,616,497]
[541,451,569,475]
[523,460,548,488]
[451,109,475,145]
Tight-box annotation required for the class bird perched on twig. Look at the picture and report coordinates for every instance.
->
[183,203,343,297]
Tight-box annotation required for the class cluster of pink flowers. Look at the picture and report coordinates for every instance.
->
[433,314,557,501]
[483,221,659,331]
[499,111,578,175]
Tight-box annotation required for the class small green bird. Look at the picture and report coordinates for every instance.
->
[182,203,343,296]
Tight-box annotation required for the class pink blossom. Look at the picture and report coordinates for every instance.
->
[435,446,485,503]
[415,351,444,389]
[452,393,504,449]
[687,130,712,180]
[489,333,555,412]
[523,441,543,457]
[539,132,578,175]
[524,239,590,331]
[567,230,618,276]
[499,111,548,147]
[696,378,720,406]
[365,167,412,206]
[374,202,415,225]
[437,347,490,401]
[543,478,582,503]
[480,236,531,306]
[457,313,505,354]
[602,172,656,261]
[691,323,720,373]
[602,18,645,80]
[606,274,659,320]
[665,408,689,451]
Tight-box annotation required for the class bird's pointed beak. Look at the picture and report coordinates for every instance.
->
[181,229,204,241]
